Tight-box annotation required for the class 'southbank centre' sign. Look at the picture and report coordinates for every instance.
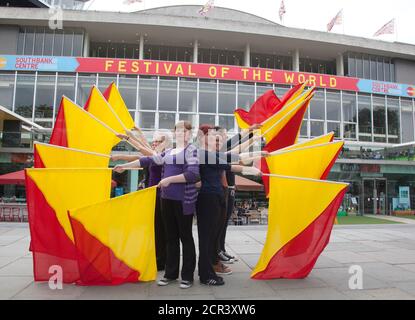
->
[1,55,414,98]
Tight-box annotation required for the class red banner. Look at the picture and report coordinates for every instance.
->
[76,58,359,91]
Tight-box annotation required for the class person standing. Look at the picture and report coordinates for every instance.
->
[114,121,199,289]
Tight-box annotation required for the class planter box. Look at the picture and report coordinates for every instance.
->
[392,210,415,216]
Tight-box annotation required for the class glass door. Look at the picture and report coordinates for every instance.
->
[362,179,387,215]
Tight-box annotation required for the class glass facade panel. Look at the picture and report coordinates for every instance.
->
[24,28,35,55]
[300,120,308,138]
[179,79,197,113]
[326,90,341,121]
[327,122,340,138]
[179,113,197,126]
[199,114,216,126]
[97,75,117,93]
[34,28,44,55]
[118,76,138,111]
[237,83,255,110]
[43,31,54,56]
[35,74,56,122]
[139,112,155,129]
[158,112,176,129]
[218,82,236,114]
[53,30,64,56]
[199,48,243,66]
[138,77,157,111]
[344,123,357,140]
[159,79,178,111]
[55,74,76,110]
[358,94,372,141]
[373,95,386,142]
[0,74,15,110]
[219,115,235,131]
[199,80,217,114]
[401,99,414,143]
[63,32,73,56]
[310,121,324,137]
[15,74,35,119]
[77,74,97,106]
[256,84,273,97]
[310,89,325,120]
[342,92,357,123]
[387,97,400,143]
[347,52,395,82]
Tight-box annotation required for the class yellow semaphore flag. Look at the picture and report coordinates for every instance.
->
[69,187,158,285]
[252,175,348,279]
[103,82,136,130]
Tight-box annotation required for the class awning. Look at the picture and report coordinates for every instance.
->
[235,175,264,192]
[0,170,25,185]
[0,169,118,188]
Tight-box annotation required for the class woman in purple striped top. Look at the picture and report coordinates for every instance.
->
[114,121,200,289]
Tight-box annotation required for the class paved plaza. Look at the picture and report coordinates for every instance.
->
[1,222,415,300]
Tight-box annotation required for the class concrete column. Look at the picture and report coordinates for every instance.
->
[244,43,250,67]
[292,49,300,72]
[193,40,198,63]
[139,35,144,60]
[336,53,345,76]
[83,32,90,57]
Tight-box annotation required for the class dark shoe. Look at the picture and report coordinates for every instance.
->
[200,277,225,286]
[180,280,193,289]
[219,251,234,264]
[157,278,176,286]
[223,251,238,262]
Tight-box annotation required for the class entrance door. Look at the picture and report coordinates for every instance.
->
[362,179,387,215]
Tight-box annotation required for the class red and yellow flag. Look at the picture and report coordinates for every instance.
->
[49,97,118,155]
[252,175,348,279]
[25,168,112,283]
[34,143,110,168]
[262,138,343,196]
[69,187,158,285]
[103,82,135,130]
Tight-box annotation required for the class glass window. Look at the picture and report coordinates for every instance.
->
[199,114,216,126]
[310,89,325,120]
[377,57,384,82]
[158,112,176,129]
[158,79,178,112]
[219,116,235,131]
[97,75,117,93]
[73,32,84,56]
[256,84,273,98]
[275,85,290,98]
[35,74,56,122]
[43,31,54,56]
[77,74,97,107]
[363,55,370,79]
[179,79,197,113]
[24,28,35,55]
[55,74,76,111]
[199,80,217,114]
[15,74,35,119]
[118,76,138,111]
[401,99,414,143]
[237,83,255,111]
[218,82,236,114]
[370,56,377,80]
[34,28,44,55]
[300,120,308,138]
[344,123,357,140]
[348,54,356,77]
[356,54,363,78]
[387,97,400,143]
[327,122,340,138]
[138,112,155,129]
[342,92,357,123]
[358,94,372,141]
[53,30,64,56]
[310,121,324,137]
[138,77,157,111]
[373,95,386,142]
[17,31,24,54]
[384,59,391,82]
[0,74,15,110]
[326,90,341,121]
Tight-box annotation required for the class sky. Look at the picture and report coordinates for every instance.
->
[84,0,415,45]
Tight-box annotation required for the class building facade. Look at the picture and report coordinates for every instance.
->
[0,5,415,215]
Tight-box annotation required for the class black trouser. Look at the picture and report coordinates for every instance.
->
[196,193,222,281]
[219,188,235,252]
[161,198,196,282]
[155,196,166,270]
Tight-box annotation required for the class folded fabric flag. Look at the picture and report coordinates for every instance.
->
[25,168,112,283]
[49,96,118,155]
[69,187,158,285]
[34,143,110,168]
[252,175,348,279]
[103,82,136,131]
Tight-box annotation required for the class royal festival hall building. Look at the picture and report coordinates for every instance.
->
[0,2,415,216]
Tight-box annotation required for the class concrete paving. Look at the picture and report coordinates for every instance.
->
[1,222,415,300]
